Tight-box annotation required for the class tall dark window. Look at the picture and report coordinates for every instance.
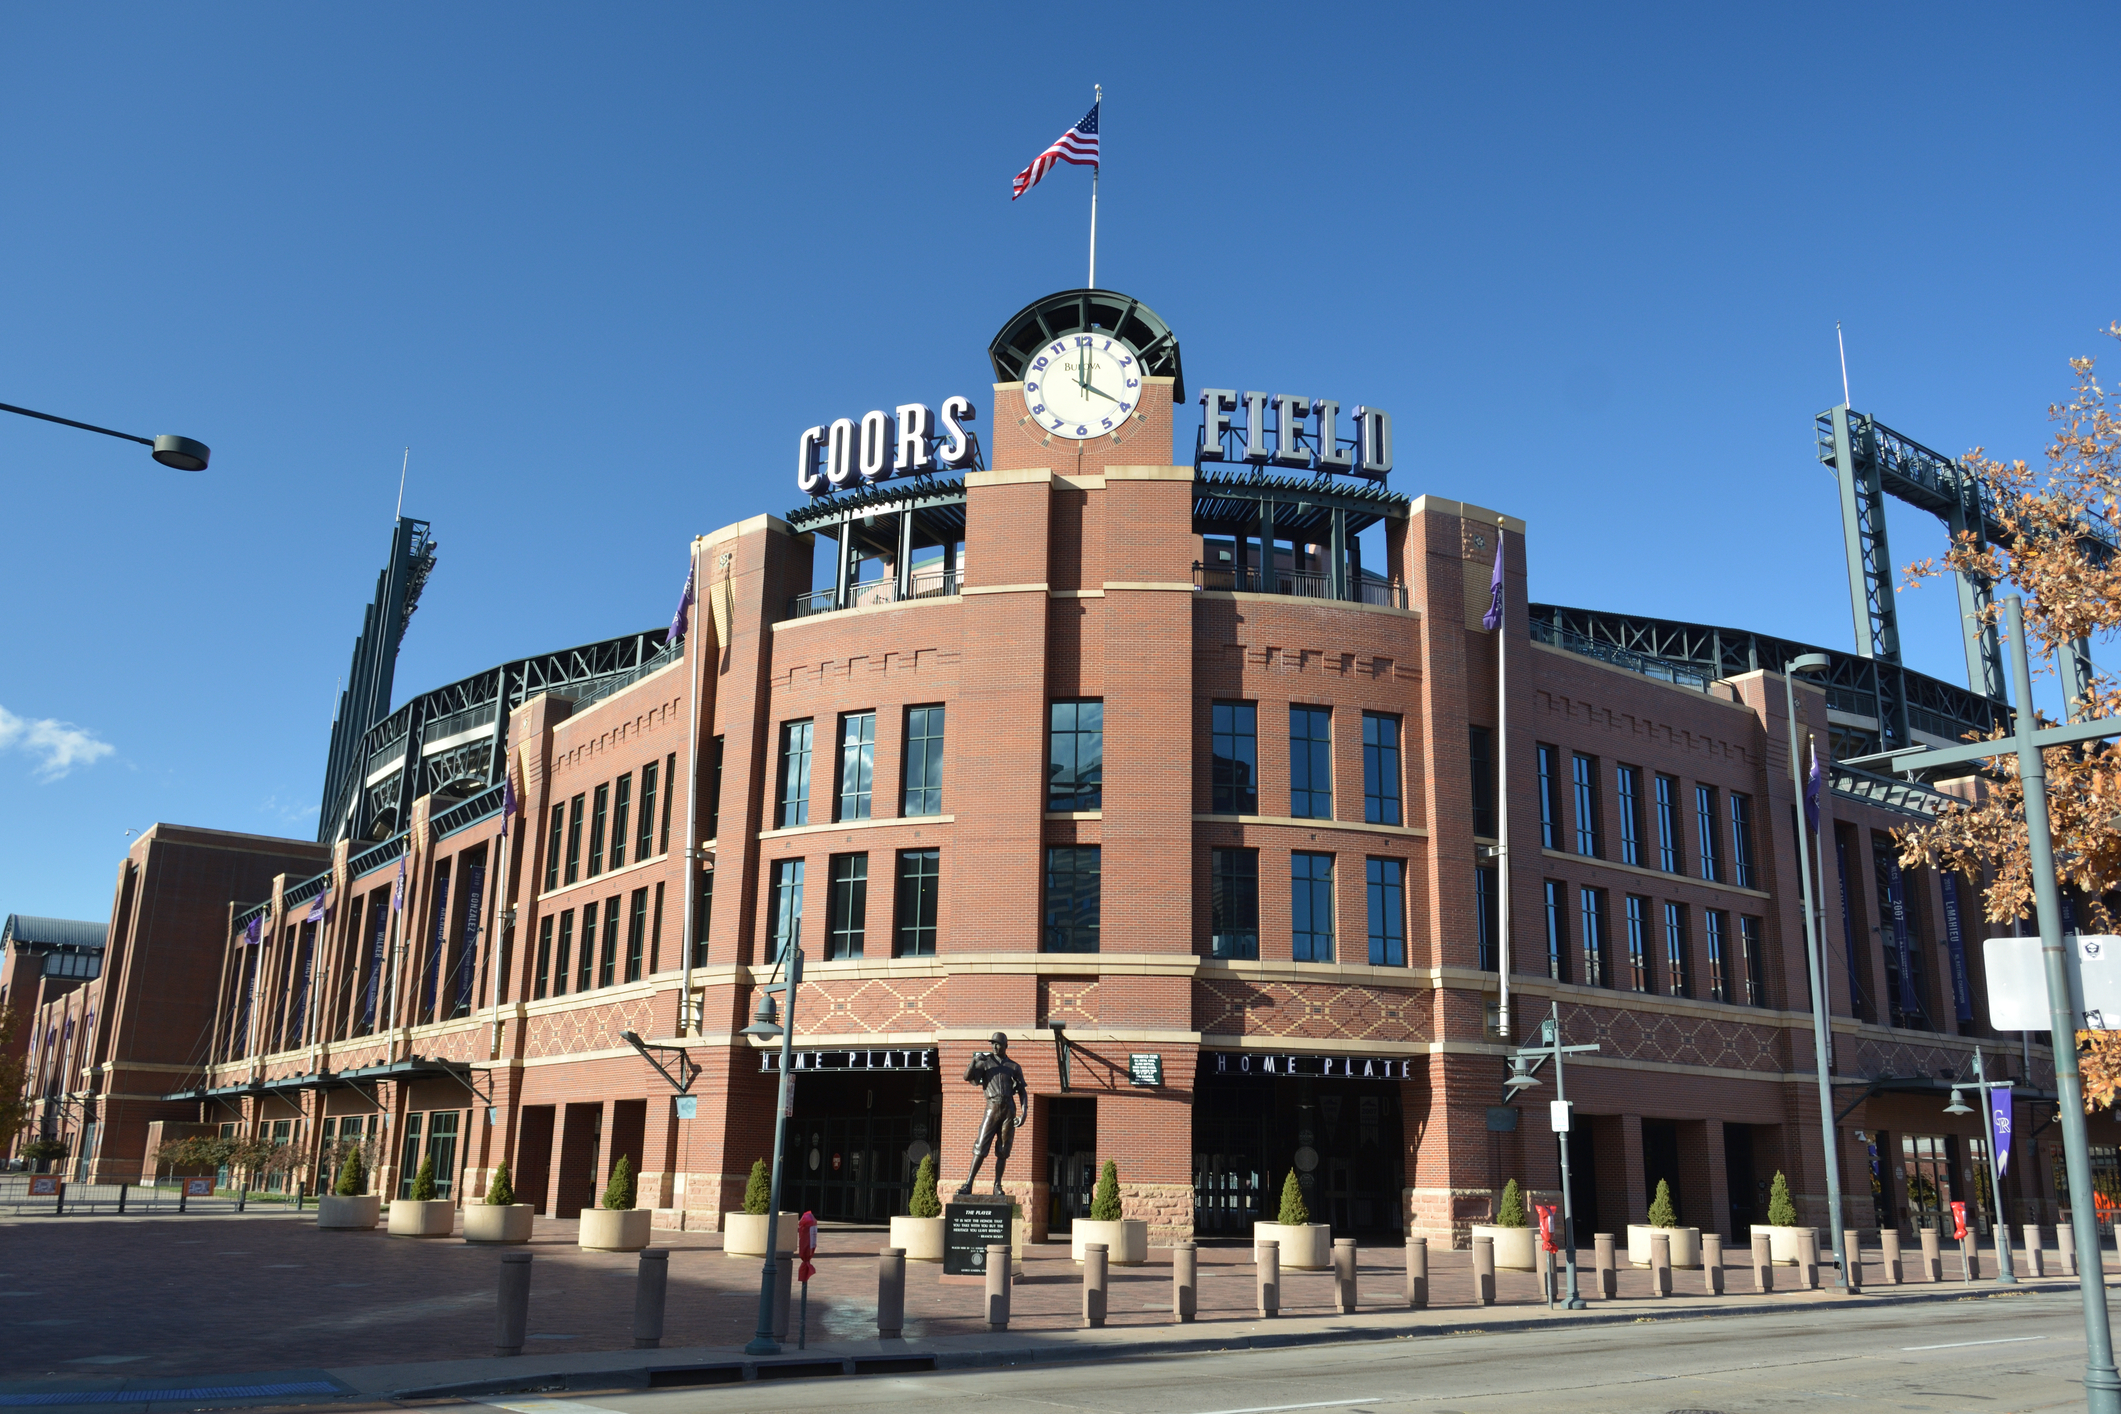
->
[1579,886,1608,988]
[598,894,621,987]
[1616,765,1643,867]
[705,738,723,841]
[610,774,632,870]
[903,706,945,816]
[1705,909,1729,1002]
[1663,901,1690,998]
[769,859,804,960]
[1476,867,1499,970]
[1874,835,1929,1029]
[1292,851,1335,961]
[1572,753,1601,857]
[1048,701,1104,811]
[625,889,648,982]
[1729,793,1755,889]
[545,804,564,891]
[1211,702,1258,815]
[1545,880,1570,981]
[825,853,868,959]
[1043,846,1101,953]
[637,760,660,859]
[1654,774,1682,873]
[661,751,677,854]
[1470,725,1497,839]
[552,910,573,997]
[1537,744,1562,849]
[565,794,585,884]
[1740,915,1764,1006]
[577,901,599,992]
[1624,895,1650,992]
[1366,857,1404,966]
[1290,707,1333,819]
[895,850,939,957]
[1695,785,1721,882]
[533,916,553,1000]
[588,783,609,877]
[837,713,876,821]
[651,879,665,972]
[1363,714,1402,825]
[1210,848,1259,959]
[687,874,706,968]
[777,721,814,828]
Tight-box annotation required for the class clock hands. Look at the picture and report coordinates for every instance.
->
[1081,381,1121,405]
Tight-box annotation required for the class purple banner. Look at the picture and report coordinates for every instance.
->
[362,895,387,1033]
[455,862,485,1016]
[1940,873,1975,1023]
[1886,858,1919,1021]
[420,865,451,1022]
[1989,1086,2014,1180]
[1836,836,1863,1016]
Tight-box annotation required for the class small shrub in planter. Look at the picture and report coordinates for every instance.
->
[317,1146,380,1230]
[335,1148,364,1197]
[1768,1170,1797,1226]
[1278,1168,1310,1226]
[602,1154,635,1210]
[487,1160,516,1206]
[1628,1177,1702,1268]
[725,1156,795,1258]
[1472,1178,1537,1270]
[387,1154,453,1237]
[1072,1159,1147,1265]
[1751,1169,1808,1264]
[1255,1169,1329,1270]
[891,1153,946,1261]
[409,1154,438,1202]
[579,1155,649,1251]
[465,1160,532,1244]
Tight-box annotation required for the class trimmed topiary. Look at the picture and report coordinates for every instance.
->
[335,1147,363,1197]
[1276,1168,1310,1226]
[1767,1170,1797,1227]
[743,1157,771,1215]
[1495,1178,1527,1227]
[1647,1177,1677,1228]
[408,1153,438,1202]
[601,1154,635,1210]
[908,1153,941,1218]
[487,1160,515,1206]
[1090,1159,1123,1222]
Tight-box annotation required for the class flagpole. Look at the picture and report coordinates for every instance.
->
[1495,519,1511,1043]
[1088,84,1100,289]
[679,544,702,1036]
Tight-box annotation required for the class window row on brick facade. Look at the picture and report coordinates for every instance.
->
[1537,746,1754,887]
[1534,876,1766,1006]
[530,883,665,1000]
[761,849,942,961]
[775,706,947,828]
[541,752,678,894]
[1210,702,1404,825]
[1206,847,1407,965]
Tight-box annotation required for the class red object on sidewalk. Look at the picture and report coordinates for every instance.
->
[1535,1203,1561,1253]
[1950,1201,1968,1242]
[796,1209,817,1283]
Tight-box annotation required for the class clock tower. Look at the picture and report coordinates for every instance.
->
[985,289,1185,476]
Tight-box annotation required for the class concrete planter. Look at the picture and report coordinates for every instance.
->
[1751,1224,1811,1265]
[723,1211,799,1258]
[1071,1217,1148,1266]
[387,1198,455,1238]
[889,1215,945,1261]
[1470,1223,1538,1270]
[1254,1221,1331,1271]
[464,1203,534,1244]
[1627,1224,1702,1268]
[315,1194,380,1230]
[578,1206,652,1252]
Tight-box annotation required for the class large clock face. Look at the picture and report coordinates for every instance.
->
[1021,333,1143,440]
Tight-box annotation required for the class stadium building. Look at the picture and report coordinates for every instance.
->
[11,288,2104,1245]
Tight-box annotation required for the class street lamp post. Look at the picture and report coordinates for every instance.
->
[1505,1001,1599,1309]
[1783,652,1849,1290]
[1,402,209,470]
[1944,1046,2016,1284]
[739,932,803,1357]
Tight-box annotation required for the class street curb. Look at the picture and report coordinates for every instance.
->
[382,1279,2084,1401]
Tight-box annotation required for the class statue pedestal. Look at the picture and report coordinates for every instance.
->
[939,1198,1023,1283]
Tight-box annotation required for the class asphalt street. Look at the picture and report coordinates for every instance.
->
[478,1290,2099,1414]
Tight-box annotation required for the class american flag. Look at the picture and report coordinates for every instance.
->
[1013,102,1099,200]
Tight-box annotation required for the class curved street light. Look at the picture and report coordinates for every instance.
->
[2,401,210,470]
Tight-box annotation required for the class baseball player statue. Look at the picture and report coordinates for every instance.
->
[955,1031,1029,1197]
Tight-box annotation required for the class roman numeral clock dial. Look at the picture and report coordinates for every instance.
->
[1021,334,1141,440]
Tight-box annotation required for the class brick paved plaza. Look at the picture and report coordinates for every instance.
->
[3,1212,2106,1383]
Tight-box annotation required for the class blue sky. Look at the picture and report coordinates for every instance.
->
[3,4,2115,922]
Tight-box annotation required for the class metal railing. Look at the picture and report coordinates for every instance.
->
[0,1176,317,1217]
[1193,564,1408,609]
[783,567,961,621]
[564,637,684,710]
[1830,764,1957,819]
[1530,619,1713,692]
[433,784,505,837]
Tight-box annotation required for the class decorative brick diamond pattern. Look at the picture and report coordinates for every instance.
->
[797,976,944,1034]
[1194,978,1429,1043]
[523,997,658,1059]
[1040,977,1100,1025]
[1560,1000,1784,1073]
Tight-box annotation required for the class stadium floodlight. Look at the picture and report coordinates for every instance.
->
[1,401,210,470]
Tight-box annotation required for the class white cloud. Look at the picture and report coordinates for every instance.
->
[0,704,116,781]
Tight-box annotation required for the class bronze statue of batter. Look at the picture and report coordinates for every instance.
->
[955,1031,1028,1196]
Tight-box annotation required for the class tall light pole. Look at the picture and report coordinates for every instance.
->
[1944,1045,2015,1283]
[1505,1001,1599,1309]
[740,931,802,1357]
[1783,652,1848,1289]
[1,402,209,470]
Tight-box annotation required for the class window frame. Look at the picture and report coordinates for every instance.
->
[1663,900,1691,998]
[776,721,814,829]
[1705,908,1729,1003]
[1365,856,1405,966]
[1362,713,1402,826]
[902,706,946,817]
[1211,701,1259,816]
[1729,793,1755,889]
[1048,701,1105,812]
[565,794,585,885]
[637,759,660,860]
[825,852,869,960]
[1292,850,1335,962]
[1290,706,1334,820]
[1043,845,1102,953]
[1572,753,1602,857]
[588,783,609,878]
[837,712,876,822]
[1537,744,1563,850]
[1694,784,1721,882]
[1624,894,1651,993]
[610,773,632,871]
[769,858,805,961]
[552,909,574,997]
[1616,765,1643,868]
[1210,847,1260,959]
[1654,774,1682,873]
[545,804,564,891]
[1579,885,1608,988]
[894,848,940,957]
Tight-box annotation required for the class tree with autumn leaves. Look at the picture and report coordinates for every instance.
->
[1896,324,2121,1109]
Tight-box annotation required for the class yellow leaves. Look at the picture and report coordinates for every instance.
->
[2083,1032,2121,1114]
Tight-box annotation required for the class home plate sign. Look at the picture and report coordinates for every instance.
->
[1983,934,2121,1030]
